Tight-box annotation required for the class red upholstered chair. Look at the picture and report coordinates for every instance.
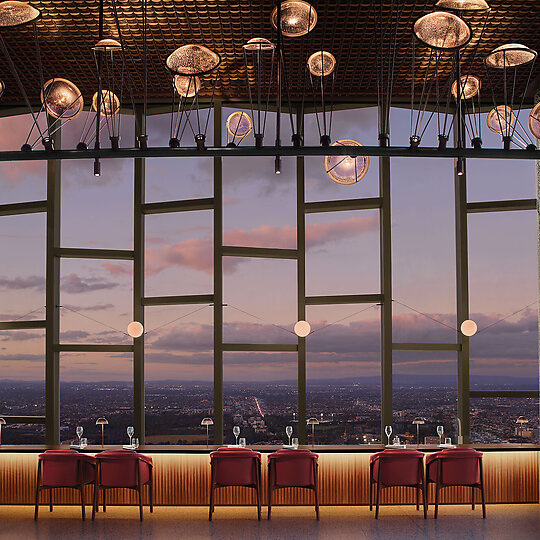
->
[267,449,319,520]
[369,449,427,519]
[209,447,262,521]
[34,449,96,520]
[92,450,153,521]
[426,448,485,518]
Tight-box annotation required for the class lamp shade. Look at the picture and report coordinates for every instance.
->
[0,1,40,27]
[412,417,425,425]
[413,11,471,51]
[307,51,336,77]
[226,111,253,138]
[174,75,201,98]
[516,416,529,425]
[307,417,319,425]
[451,75,481,99]
[92,38,122,52]
[435,0,490,11]
[166,44,221,76]
[0,418,5,425]
[485,44,537,69]
[271,1,317,37]
[243,37,275,51]
[325,139,369,185]
[460,319,478,337]
[294,320,311,337]
[0,80,4,99]
[92,90,120,117]
[95,417,108,425]
[41,78,84,120]
[127,321,144,338]
[487,105,514,134]
[528,102,540,139]
[201,418,214,426]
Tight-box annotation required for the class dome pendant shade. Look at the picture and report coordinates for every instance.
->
[307,51,336,77]
[0,1,40,27]
[92,90,120,117]
[485,44,537,68]
[325,140,369,185]
[529,102,540,139]
[92,38,122,52]
[41,78,83,120]
[226,111,253,138]
[435,0,490,11]
[243,37,275,51]
[173,75,201,98]
[166,44,221,76]
[451,75,481,99]
[271,1,317,37]
[413,12,471,51]
[487,105,515,134]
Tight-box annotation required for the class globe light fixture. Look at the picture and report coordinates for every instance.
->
[435,0,490,11]
[201,417,214,448]
[307,51,336,77]
[226,111,253,146]
[127,321,144,338]
[294,320,311,338]
[460,319,478,337]
[0,1,40,27]
[413,11,471,51]
[485,44,537,69]
[528,102,540,140]
[95,417,108,448]
[166,44,221,76]
[271,1,317,38]
[92,89,120,118]
[486,105,515,134]
[325,140,369,185]
[41,78,84,120]
[0,417,5,445]
[451,75,481,100]
[173,74,201,98]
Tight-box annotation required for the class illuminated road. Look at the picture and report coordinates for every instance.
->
[254,397,265,417]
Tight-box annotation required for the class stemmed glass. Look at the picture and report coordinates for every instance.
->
[127,426,135,447]
[76,426,83,444]
[384,425,392,445]
[233,426,240,445]
[286,425,293,445]
[437,425,444,445]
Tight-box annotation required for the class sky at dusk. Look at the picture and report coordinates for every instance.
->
[0,105,538,393]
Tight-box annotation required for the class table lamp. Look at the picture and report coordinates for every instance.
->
[96,417,108,448]
[201,418,214,448]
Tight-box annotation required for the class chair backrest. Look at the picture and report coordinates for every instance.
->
[39,450,96,487]
[371,449,424,486]
[95,450,152,487]
[268,449,318,487]
[210,448,261,486]
[428,448,482,485]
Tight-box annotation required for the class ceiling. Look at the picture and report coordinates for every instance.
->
[0,0,538,110]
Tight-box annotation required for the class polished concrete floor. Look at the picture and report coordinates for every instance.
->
[0,504,538,540]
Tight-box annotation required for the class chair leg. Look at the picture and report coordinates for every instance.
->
[208,484,214,521]
[422,486,427,519]
[416,486,420,510]
[102,488,106,512]
[375,482,381,520]
[480,485,486,519]
[34,463,41,521]
[49,488,53,512]
[434,482,440,519]
[92,486,99,520]
[80,485,86,521]
[314,485,320,521]
[138,486,143,522]
[267,485,272,520]
[256,484,261,521]
[149,478,154,513]
[369,481,373,511]
[471,486,475,510]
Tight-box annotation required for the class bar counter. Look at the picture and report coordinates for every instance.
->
[0,445,538,506]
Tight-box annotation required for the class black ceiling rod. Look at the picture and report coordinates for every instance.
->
[275,0,282,175]
[138,0,148,150]
[93,0,104,176]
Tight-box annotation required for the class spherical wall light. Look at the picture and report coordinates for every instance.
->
[92,89,120,117]
[0,1,40,27]
[435,0,490,11]
[173,74,201,98]
[226,111,253,138]
[486,105,514,134]
[413,12,471,51]
[166,44,221,76]
[325,139,369,185]
[41,78,83,120]
[485,44,537,69]
[528,102,540,140]
[294,320,311,338]
[460,319,478,337]
[127,321,144,338]
[451,75,481,100]
[307,51,336,77]
[271,1,317,38]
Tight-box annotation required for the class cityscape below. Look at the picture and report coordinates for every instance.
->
[1,381,538,446]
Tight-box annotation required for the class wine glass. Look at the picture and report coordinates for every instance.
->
[437,425,444,445]
[127,426,135,447]
[233,426,240,445]
[76,426,83,443]
[384,425,392,445]
[286,425,293,445]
